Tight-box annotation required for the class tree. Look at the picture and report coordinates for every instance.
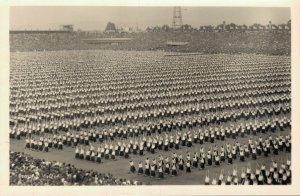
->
[180,24,193,32]
[161,25,170,32]
[105,22,116,32]
[146,27,152,32]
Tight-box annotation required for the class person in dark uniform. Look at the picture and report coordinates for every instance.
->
[144,163,150,176]
[278,139,283,151]
[169,135,174,148]
[227,152,233,165]
[164,162,170,175]
[215,154,220,166]
[258,172,264,185]
[221,130,225,141]
[67,137,72,147]
[150,143,155,154]
[175,137,180,149]
[157,138,163,150]
[146,141,151,152]
[256,145,262,156]
[124,147,129,159]
[241,128,245,138]
[138,162,143,175]
[84,135,89,146]
[263,146,268,157]
[232,148,237,160]
[207,153,212,166]
[240,149,245,162]
[91,151,96,162]
[164,139,169,151]
[282,173,288,185]
[119,145,124,157]
[133,143,139,156]
[193,132,199,143]
[38,140,43,151]
[44,141,49,152]
[186,160,191,173]
[193,154,198,168]
[226,174,232,185]
[171,164,177,176]
[252,147,257,160]
[150,165,156,178]
[199,132,204,144]
[158,166,164,179]
[85,149,90,161]
[129,161,136,173]
[273,143,278,155]
[79,147,84,159]
[139,141,144,155]
[48,138,53,148]
[178,158,184,171]
[53,139,58,149]
[240,169,246,185]
[96,153,101,164]
[285,140,291,152]
[220,147,225,162]
[200,156,205,170]
[111,150,116,160]
[187,136,192,147]
[210,131,215,143]
[105,148,110,160]
[217,170,224,185]
[204,131,209,142]
[204,173,210,185]
[58,140,63,150]
[75,147,79,158]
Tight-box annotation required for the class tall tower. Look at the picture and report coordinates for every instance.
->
[172,7,183,30]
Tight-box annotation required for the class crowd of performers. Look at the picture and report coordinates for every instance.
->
[9,51,291,185]
[74,128,291,164]
[10,53,290,144]
[9,107,291,142]
[204,159,291,185]
[127,134,291,179]
[13,113,290,154]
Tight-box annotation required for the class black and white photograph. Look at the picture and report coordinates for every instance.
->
[1,0,300,195]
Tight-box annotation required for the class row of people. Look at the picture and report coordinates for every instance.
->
[129,134,291,179]
[205,159,291,185]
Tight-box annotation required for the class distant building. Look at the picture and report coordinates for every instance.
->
[60,24,74,32]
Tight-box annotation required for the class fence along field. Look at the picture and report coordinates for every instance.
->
[9,49,291,185]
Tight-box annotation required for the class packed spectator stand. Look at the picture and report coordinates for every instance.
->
[10,151,142,185]
[10,31,291,55]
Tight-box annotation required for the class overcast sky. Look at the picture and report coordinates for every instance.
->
[10,6,290,30]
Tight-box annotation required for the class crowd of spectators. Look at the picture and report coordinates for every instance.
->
[10,151,142,185]
[10,31,290,55]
